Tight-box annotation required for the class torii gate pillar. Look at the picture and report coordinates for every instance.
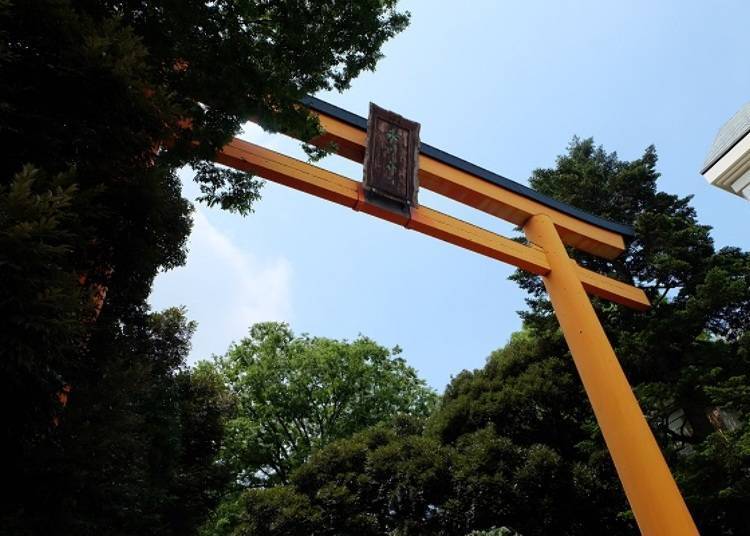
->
[524,214,698,535]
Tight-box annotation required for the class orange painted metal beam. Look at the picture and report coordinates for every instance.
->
[312,112,627,260]
[217,138,649,310]
[524,214,698,535]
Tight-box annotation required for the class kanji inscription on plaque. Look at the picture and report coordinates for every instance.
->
[363,103,420,209]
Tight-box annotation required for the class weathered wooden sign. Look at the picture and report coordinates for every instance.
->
[362,103,420,210]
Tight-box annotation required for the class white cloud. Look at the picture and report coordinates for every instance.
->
[149,120,305,363]
[150,209,292,363]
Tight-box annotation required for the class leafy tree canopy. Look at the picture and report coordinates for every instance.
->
[215,322,437,487]
[2,0,409,212]
[201,416,451,536]
[1,1,409,533]
[3,307,238,536]
[1,0,410,433]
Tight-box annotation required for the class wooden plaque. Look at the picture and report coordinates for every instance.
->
[363,103,421,210]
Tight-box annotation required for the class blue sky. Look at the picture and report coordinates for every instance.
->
[150,0,750,392]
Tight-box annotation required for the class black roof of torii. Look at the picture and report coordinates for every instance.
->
[302,96,635,238]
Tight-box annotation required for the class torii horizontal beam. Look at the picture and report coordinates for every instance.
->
[217,138,650,310]
[303,96,630,259]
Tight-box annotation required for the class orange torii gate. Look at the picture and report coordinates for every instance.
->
[216,98,699,535]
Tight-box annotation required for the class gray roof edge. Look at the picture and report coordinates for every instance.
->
[701,102,750,174]
[301,96,635,238]
[700,125,750,175]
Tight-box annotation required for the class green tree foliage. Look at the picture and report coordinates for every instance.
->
[3,307,237,535]
[168,362,238,535]
[1,1,408,533]
[216,322,437,487]
[1,0,409,437]
[428,332,634,535]
[202,416,451,536]
[467,529,521,536]
[209,139,750,535]
[0,166,87,442]
[1,0,409,213]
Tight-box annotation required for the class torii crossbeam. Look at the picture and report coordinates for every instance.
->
[216,98,699,535]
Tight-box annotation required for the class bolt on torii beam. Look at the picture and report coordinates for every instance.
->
[216,97,699,535]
